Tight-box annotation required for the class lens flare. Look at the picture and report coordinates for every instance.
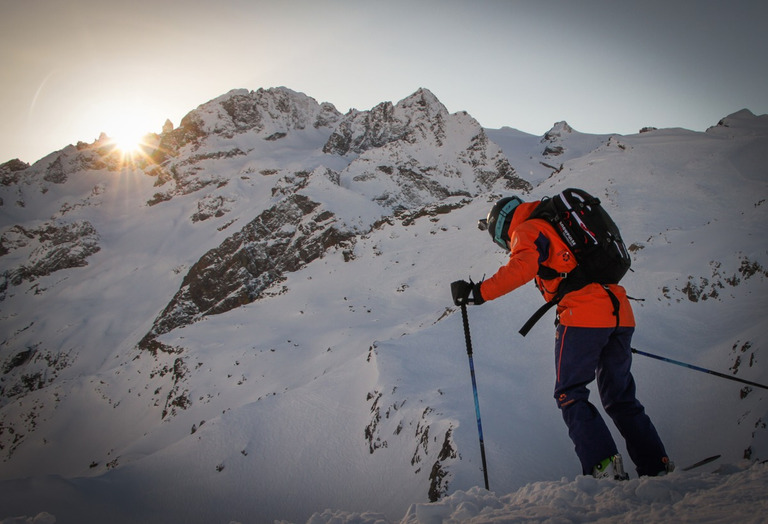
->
[102,118,159,170]
[112,129,144,154]
[108,115,149,155]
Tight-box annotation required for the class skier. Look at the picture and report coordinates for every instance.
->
[452,195,673,479]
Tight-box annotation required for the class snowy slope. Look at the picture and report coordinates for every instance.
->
[0,89,766,523]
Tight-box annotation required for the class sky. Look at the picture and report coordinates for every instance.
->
[1,0,767,164]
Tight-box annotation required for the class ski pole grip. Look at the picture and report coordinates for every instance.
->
[451,280,468,306]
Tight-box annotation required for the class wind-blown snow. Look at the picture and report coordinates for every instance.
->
[308,463,768,524]
[0,89,766,524]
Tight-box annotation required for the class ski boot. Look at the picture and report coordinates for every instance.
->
[656,456,675,476]
[592,453,630,481]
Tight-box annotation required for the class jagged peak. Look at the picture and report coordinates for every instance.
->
[160,87,343,154]
[220,87,340,126]
[543,121,575,141]
[395,88,449,118]
[250,86,329,111]
[323,88,466,156]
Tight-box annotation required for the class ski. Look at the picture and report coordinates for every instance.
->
[681,454,721,472]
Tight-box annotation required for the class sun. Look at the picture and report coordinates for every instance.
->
[101,114,161,168]
[109,122,147,155]
[85,95,163,166]
[112,129,144,154]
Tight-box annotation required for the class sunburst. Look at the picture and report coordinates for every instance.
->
[112,128,145,155]
[104,117,157,168]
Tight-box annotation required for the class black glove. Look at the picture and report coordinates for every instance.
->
[451,279,485,306]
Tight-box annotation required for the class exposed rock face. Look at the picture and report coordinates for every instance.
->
[0,220,100,297]
[139,194,354,350]
[324,88,469,155]
[543,121,574,142]
[323,100,410,155]
[0,159,30,186]
[364,380,459,503]
[541,121,574,157]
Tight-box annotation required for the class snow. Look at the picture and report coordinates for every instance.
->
[299,464,768,524]
[3,465,767,524]
[397,463,768,524]
[0,88,767,524]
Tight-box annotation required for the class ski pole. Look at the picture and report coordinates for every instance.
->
[631,347,768,391]
[459,302,490,491]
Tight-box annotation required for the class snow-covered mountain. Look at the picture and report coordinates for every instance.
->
[0,87,766,523]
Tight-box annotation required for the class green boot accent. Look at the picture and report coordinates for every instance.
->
[592,456,613,478]
[592,454,629,480]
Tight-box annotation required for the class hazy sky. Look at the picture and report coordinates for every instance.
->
[1,0,766,164]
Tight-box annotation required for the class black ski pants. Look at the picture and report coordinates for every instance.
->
[554,325,669,476]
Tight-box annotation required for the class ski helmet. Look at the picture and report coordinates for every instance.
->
[483,196,524,250]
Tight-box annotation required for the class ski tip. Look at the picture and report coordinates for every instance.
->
[681,454,722,472]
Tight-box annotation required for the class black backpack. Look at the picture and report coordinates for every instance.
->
[519,188,631,336]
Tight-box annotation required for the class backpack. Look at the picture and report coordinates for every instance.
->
[518,188,631,336]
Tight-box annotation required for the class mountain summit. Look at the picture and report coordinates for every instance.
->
[132,87,530,354]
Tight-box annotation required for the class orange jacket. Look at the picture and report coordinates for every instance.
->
[479,201,635,328]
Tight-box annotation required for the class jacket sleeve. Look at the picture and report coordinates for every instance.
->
[479,222,541,301]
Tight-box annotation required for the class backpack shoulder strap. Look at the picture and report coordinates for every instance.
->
[528,197,565,281]
[527,196,556,222]
[518,267,591,336]
[519,300,557,336]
